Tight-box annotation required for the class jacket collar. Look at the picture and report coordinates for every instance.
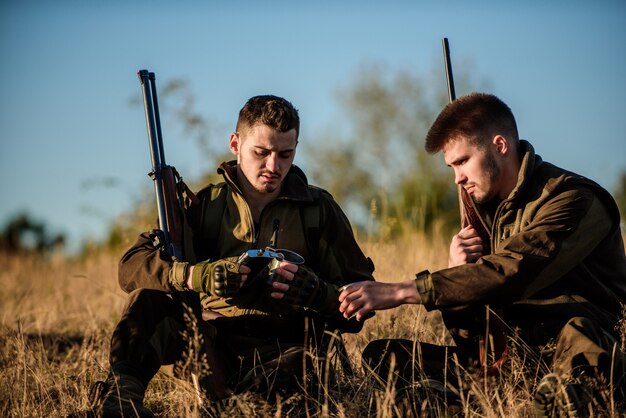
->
[217,160,316,203]
[506,140,542,202]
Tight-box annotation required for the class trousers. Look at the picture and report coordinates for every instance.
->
[362,316,625,394]
[109,288,323,400]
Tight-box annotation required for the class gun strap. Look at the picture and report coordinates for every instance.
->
[201,184,229,261]
[299,186,325,268]
[173,168,199,263]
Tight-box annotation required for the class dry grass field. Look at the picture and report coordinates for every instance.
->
[1,229,624,417]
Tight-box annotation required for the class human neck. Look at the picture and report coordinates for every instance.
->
[499,152,522,200]
[236,168,281,222]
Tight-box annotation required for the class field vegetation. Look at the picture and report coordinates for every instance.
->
[2,224,625,417]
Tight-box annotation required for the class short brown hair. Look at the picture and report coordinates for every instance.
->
[236,95,300,139]
[425,92,518,153]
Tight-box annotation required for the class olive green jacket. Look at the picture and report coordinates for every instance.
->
[415,141,626,334]
[119,161,375,333]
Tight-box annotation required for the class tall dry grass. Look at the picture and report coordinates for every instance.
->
[1,229,624,417]
[0,251,126,417]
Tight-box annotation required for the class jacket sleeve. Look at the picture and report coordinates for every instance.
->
[416,186,614,312]
[118,188,206,294]
[118,231,176,293]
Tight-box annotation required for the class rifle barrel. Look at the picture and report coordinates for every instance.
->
[148,72,167,165]
[442,38,468,228]
[442,38,456,102]
[138,69,171,248]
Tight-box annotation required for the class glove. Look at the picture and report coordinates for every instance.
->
[191,257,242,297]
[280,265,341,315]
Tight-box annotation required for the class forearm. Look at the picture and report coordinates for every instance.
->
[339,279,421,323]
[397,279,422,304]
[364,280,421,308]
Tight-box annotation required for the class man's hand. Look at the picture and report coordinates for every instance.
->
[188,258,250,297]
[338,280,421,321]
[269,262,339,314]
[448,224,484,267]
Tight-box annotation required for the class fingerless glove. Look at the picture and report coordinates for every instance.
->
[281,265,341,315]
[191,257,242,297]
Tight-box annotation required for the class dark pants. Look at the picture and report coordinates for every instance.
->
[109,288,323,400]
[551,317,625,389]
[362,339,462,388]
[362,317,625,396]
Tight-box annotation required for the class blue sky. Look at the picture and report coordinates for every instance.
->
[1,1,625,253]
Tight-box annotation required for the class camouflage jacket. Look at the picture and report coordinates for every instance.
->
[118,161,375,333]
[415,141,626,335]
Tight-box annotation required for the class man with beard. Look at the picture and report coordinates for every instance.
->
[92,95,375,416]
[339,93,626,415]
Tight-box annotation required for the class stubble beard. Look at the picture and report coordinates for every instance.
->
[473,150,501,204]
[257,183,278,194]
[255,171,281,194]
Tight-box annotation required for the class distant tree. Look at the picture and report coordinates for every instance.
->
[0,212,65,253]
[304,62,485,238]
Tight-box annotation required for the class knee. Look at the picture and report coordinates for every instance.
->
[557,317,611,348]
[126,288,169,304]
[554,316,620,376]
[122,288,171,312]
[563,317,593,332]
[117,289,181,328]
[362,339,395,369]
[362,338,414,373]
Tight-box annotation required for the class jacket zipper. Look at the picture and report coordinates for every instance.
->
[269,218,280,248]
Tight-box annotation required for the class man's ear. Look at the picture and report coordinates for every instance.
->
[229,132,240,156]
[492,135,509,156]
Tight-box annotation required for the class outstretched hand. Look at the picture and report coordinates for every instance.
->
[338,280,421,321]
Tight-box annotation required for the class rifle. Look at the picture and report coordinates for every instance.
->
[441,38,491,253]
[137,69,186,261]
[441,38,504,375]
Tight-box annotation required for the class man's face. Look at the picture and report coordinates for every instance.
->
[229,123,298,196]
[443,136,503,204]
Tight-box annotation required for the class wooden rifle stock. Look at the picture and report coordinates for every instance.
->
[137,69,185,260]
